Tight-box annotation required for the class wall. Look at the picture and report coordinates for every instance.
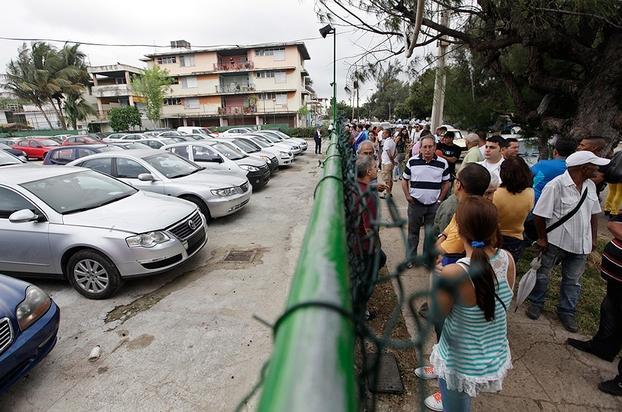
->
[153,51,218,75]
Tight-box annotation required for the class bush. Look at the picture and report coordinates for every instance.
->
[281,127,328,138]
[109,106,142,132]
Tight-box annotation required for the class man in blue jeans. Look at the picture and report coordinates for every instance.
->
[527,151,610,332]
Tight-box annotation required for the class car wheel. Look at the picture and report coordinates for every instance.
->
[66,250,122,299]
[180,195,211,220]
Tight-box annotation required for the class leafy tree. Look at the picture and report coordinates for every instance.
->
[131,66,172,127]
[64,95,96,130]
[328,100,354,121]
[109,106,141,132]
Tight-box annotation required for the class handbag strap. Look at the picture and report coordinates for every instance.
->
[545,187,588,233]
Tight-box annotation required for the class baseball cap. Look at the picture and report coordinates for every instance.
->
[566,150,610,167]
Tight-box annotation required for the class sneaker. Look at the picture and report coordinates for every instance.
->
[526,304,541,320]
[424,391,443,411]
[598,376,622,396]
[558,313,578,333]
[415,366,438,380]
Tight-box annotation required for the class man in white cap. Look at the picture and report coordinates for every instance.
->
[527,151,610,332]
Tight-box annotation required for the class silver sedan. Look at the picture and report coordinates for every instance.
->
[67,149,252,219]
[0,166,207,299]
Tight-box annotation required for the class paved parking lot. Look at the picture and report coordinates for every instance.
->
[2,152,320,411]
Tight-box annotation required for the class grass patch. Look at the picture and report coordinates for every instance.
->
[516,239,609,335]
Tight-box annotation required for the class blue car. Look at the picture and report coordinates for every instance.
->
[0,275,59,394]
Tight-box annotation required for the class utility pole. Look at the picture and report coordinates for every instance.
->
[430,8,449,131]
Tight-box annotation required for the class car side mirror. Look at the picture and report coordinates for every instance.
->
[9,209,39,223]
[137,173,155,182]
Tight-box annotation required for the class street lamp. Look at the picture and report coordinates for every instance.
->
[319,24,336,132]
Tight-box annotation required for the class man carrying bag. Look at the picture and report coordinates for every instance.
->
[526,151,610,332]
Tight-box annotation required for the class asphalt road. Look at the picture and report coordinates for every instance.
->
[2,150,319,411]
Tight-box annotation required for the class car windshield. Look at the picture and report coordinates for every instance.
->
[190,134,205,140]
[233,139,260,153]
[98,146,123,152]
[212,143,245,160]
[274,131,291,139]
[144,153,201,178]
[258,133,281,143]
[249,137,271,148]
[0,143,10,149]
[0,150,22,166]
[21,170,137,214]
[38,139,60,147]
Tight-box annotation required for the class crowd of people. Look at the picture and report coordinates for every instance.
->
[349,122,621,411]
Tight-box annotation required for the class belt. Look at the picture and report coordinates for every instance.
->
[411,198,437,207]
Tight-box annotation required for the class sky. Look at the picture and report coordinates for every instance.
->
[0,0,427,104]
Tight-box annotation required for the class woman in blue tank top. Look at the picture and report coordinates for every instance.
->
[429,196,516,411]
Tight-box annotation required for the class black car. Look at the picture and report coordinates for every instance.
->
[42,144,123,165]
[0,143,27,161]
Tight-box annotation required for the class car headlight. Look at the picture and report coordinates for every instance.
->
[16,286,51,331]
[239,164,259,172]
[126,231,170,248]
[211,187,240,197]
[279,151,290,156]
[260,156,271,162]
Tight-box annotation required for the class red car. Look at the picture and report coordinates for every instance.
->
[12,138,61,160]
[62,135,103,146]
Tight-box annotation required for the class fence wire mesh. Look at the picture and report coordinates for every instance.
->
[238,121,485,411]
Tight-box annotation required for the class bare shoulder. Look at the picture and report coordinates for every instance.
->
[439,263,467,279]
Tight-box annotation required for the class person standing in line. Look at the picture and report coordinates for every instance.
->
[423,196,515,412]
[603,150,622,216]
[531,137,576,203]
[478,135,505,183]
[435,131,463,180]
[380,129,396,198]
[401,135,451,258]
[459,133,483,171]
[566,212,622,396]
[353,124,368,152]
[527,151,610,332]
[501,137,520,158]
[476,130,487,158]
[578,136,609,196]
[393,127,407,181]
[493,157,535,262]
[313,127,322,155]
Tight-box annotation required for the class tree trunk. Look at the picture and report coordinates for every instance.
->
[568,33,622,153]
[49,97,67,129]
[36,103,55,129]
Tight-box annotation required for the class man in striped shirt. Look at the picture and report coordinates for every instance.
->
[401,135,451,258]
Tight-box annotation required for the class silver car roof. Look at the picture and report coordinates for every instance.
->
[0,164,87,185]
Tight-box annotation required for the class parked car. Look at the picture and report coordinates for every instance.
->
[261,130,308,152]
[109,142,153,150]
[253,132,302,154]
[221,127,254,136]
[103,133,149,143]
[0,143,27,162]
[215,137,279,174]
[177,126,218,137]
[163,142,248,178]
[242,135,293,166]
[68,150,252,219]
[12,138,60,160]
[0,275,60,393]
[247,133,299,159]
[43,144,123,165]
[0,138,24,146]
[0,150,25,168]
[203,141,271,188]
[138,137,179,149]
[0,166,208,299]
[62,135,103,146]
[157,131,184,138]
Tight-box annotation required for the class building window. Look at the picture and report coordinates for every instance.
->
[274,71,286,84]
[180,55,195,67]
[256,71,275,79]
[255,47,285,57]
[184,98,200,109]
[273,48,285,61]
[275,93,287,105]
[164,98,181,105]
[156,56,177,65]
[181,76,198,89]
[259,92,276,100]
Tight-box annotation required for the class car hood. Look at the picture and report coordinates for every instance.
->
[0,275,28,315]
[171,170,248,188]
[233,157,265,167]
[62,191,196,234]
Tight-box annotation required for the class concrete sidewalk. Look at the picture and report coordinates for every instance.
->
[378,188,622,411]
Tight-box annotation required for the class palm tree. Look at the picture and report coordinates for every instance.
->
[50,44,91,129]
[64,95,96,130]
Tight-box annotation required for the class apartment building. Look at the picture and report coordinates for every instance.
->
[141,41,314,127]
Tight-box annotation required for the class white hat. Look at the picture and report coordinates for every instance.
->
[566,150,610,167]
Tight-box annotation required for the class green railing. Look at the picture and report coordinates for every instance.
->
[256,131,357,412]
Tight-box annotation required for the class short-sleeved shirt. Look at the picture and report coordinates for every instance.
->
[460,146,484,170]
[440,216,464,254]
[601,214,622,283]
[533,171,601,254]
[381,138,396,165]
[478,158,504,183]
[403,154,450,205]
[531,159,566,203]
[493,187,535,240]
[436,143,463,176]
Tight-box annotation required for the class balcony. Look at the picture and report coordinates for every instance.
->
[213,60,255,72]
[215,83,256,94]
[218,106,258,115]
[92,84,132,98]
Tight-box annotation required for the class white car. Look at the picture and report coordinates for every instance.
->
[103,133,150,143]
[252,132,302,155]
[221,127,254,136]
[67,150,252,219]
[261,130,308,152]
[177,126,218,137]
[214,137,279,173]
[138,137,180,149]
[162,142,247,178]
[239,135,293,166]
